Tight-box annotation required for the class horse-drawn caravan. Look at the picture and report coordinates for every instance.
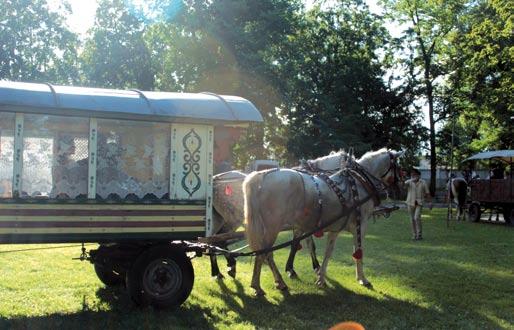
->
[0,81,404,308]
[0,81,262,308]
[464,150,514,224]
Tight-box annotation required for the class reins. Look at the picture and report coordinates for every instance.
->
[202,152,399,260]
[210,162,384,259]
[218,190,375,258]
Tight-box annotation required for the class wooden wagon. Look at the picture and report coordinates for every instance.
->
[0,81,262,308]
[464,150,514,224]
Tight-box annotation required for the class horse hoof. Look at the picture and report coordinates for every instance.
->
[253,288,266,297]
[316,279,326,288]
[227,268,236,278]
[287,270,298,279]
[213,273,224,280]
[359,279,373,288]
[276,282,289,291]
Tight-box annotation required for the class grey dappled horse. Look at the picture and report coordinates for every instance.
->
[243,149,403,295]
[210,151,347,279]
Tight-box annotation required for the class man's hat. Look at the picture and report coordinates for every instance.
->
[411,168,421,175]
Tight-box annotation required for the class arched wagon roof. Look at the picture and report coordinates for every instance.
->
[464,150,514,163]
[0,81,263,125]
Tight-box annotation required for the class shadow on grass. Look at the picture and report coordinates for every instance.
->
[0,275,501,330]
[0,286,213,330]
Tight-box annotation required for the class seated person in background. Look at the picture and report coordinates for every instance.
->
[490,164,505,179]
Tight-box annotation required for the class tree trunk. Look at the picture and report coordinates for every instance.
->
[425,66,436,197]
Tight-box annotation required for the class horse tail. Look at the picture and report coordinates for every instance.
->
[243,172,267,251]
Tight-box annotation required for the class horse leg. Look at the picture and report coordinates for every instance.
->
[216,241,237,278]
[226,254,237,278]
[305,235,320,272]
[210,253,223,279]
[251,255,266,296]
[285,228,302,279]
[351,227,371,287]
[266,253,288,291]
[316,231,338,287]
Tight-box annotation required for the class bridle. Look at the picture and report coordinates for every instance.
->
[379,152,400,186]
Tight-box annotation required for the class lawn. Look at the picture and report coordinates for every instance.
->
[0,209,513,329]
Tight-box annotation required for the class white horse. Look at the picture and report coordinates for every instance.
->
[448,177,468,221]
[286,149,404,286]
[243,148,403,295]
[209,150,348,279]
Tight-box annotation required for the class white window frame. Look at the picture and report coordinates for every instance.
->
[12,113,24,198]
[88,118,98,199]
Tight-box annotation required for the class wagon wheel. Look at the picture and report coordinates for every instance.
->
[94,264,124,286]
[503,206,513,225]
[126,246,194,309]
[468,203,481,222]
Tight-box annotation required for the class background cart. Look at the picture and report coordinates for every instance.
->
[464,150,514,224]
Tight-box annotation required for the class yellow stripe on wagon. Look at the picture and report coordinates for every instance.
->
[0,204,205,211]
[0,227,205,234]
[0,216,205,222]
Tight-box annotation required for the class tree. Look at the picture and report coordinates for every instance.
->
[145,0,302,167]
[382,0,465,195]
[273,1,425,162]
[0,0,79,83]
[80,0,154,90]
[446,0,513,152]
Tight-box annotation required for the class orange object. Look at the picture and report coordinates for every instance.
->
[329,321,365,330]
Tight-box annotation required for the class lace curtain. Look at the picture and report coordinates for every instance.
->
[22,114,89,198]
[0,112,15,198]
[96,119,170,199]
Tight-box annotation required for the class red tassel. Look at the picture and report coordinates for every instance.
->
[297,243,303,251]
[314,230,324,238]
[224,185,233,196]
[352,248,363,260]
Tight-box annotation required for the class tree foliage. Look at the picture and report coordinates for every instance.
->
[1,0,510,174]
[0,0,79,83]
[381,0,466,194]
[445,0,513,152]
[80,0,154,89]
[273,1,425,164]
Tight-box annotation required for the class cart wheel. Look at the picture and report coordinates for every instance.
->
[94,264,124,286]
[126,246,194,309]
[503,207,513,225]
[468,203,481,222]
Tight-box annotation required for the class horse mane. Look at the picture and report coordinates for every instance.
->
[358,148,389,167]
[312,149,348,162]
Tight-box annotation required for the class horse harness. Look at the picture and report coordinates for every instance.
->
[218,158,394,259]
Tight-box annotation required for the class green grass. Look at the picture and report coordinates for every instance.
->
[0,209,513,329]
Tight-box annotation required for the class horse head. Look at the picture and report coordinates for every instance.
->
[358,148,404,199]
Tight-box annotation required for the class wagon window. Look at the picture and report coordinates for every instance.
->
[0,112,15,198]
[21,114,89,199]
[96,119,170,200]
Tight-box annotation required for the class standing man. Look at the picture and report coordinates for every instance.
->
[404,168,432,240]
